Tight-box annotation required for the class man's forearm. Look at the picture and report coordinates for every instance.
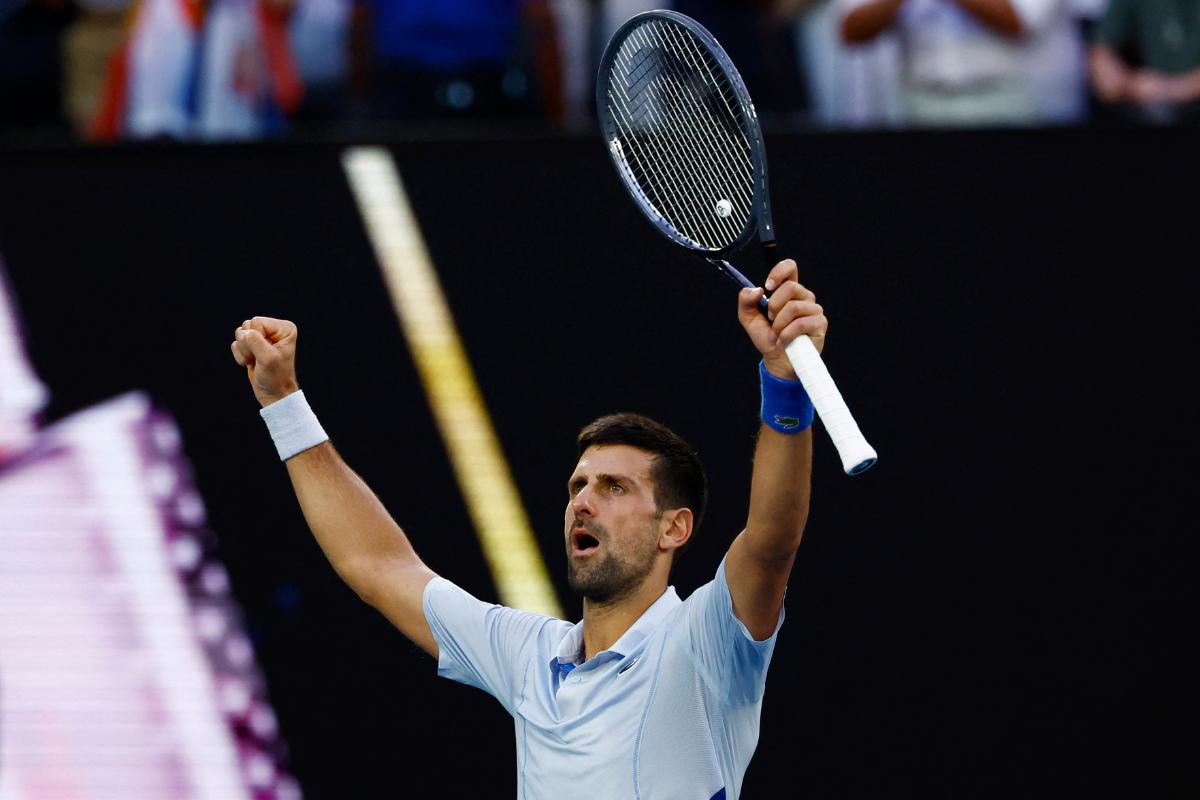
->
[282,442,440,656]
[723,422,812,640]
[743,425,813,560]
[1089,44,1132,102]
[285,442,426,594]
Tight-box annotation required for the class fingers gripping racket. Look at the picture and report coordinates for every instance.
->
[596,10,877,475]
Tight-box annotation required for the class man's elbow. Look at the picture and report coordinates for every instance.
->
[335,554,423,608]
[331,557,380,606]
[745,526,806,564]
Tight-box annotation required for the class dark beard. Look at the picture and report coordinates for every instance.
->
[566,520,657,604]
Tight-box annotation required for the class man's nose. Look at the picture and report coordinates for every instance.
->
[571,485,595,516]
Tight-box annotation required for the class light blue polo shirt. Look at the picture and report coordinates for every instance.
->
[422,557,784,799]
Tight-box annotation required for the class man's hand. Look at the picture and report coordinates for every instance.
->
[1126,68,1200,106]
[1089,44,1137,103]
[737,259,827,381]
[1129,69,1177,105]
[231,316,300,408]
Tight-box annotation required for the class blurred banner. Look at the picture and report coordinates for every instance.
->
[0,260,300,800]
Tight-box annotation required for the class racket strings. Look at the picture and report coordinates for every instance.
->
[608,72,738,249]
[628,22,752,184]
[656,23,754,195]
[609,91,732,248]
[631,25,753,227]
[605,19,756,250]
[610,36,738,248]
[616,24,750,244]
[608,62,721,246]
[649,42,753,239]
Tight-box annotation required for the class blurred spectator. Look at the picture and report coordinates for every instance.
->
[790,0,904,126]
[288,0,351,121]
[92,0,302,140]
[0,0,76,131]
[1088,0,1200,125]
[61,0,129,136]
[839,0,1081,126]
[1025,0,1101,123]
[193,0,302,138]
[677,0,809,120]
[349,0,561,123]
[553,1,810,128]
[92,0,202,139]
[551,0,661,129]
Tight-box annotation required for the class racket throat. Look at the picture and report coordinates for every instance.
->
[706,258,755,291]
[760,239,779,269]
[707,258,770,314]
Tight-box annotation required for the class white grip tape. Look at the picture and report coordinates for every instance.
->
[784,335,877,475]
[259,390,329,461]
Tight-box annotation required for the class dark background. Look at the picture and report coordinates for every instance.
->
[0,128,1195,797]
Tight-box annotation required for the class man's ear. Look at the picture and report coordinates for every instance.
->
[659,508,693,554]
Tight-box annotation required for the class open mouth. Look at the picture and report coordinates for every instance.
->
[572,529,600,555]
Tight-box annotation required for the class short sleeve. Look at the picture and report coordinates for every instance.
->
[675,556,785,707]
[422,577,555,714]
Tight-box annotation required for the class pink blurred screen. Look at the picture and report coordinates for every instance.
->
[0,268,299,799]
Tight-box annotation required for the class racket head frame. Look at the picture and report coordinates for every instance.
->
[595,10,776,258]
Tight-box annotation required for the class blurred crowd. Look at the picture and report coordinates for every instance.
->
[1,0,1198,141]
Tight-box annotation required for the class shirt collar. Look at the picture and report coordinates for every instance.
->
[552,586,681,673]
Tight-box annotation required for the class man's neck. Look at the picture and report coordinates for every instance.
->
[579,577,669,662]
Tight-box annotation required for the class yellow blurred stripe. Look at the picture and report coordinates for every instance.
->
[341,146,562,618]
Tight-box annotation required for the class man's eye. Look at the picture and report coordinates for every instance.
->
[609,483,625,494]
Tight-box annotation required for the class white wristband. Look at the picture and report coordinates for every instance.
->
[259,390,329,461]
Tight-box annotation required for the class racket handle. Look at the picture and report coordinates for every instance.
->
[783,335,877,475]
[709,257,877,473]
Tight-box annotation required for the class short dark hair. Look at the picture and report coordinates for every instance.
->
[576,413,708,554]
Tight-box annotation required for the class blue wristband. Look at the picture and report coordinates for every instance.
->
[760,360,813,434]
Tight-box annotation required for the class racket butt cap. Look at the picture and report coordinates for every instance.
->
[839,445,878,476]
[846,456,877,476]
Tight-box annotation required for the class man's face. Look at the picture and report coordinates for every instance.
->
[564,445,664,604]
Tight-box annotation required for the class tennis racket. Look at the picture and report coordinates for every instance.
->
[596,10,877,476]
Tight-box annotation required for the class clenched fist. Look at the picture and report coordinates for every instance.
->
[736,259,827,381]
[231,316,300,408]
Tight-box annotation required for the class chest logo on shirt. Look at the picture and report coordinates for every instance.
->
[617,657,640,676]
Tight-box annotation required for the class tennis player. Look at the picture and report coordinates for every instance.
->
[231,258,825,799]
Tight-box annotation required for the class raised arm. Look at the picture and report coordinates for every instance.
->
[724,260,825,640]
[231,317,439,657]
